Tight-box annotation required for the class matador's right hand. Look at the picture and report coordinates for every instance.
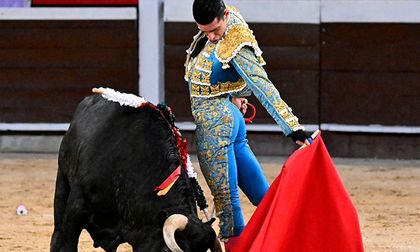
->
[288,129,313,147]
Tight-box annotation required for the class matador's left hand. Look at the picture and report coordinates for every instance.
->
[231,97,248,115]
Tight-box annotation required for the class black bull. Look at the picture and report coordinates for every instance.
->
[50,95,222,252]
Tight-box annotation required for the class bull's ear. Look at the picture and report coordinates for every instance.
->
[158,210,169,226]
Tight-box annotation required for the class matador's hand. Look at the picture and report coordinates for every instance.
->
[288,129,313,147]
[231,97,248,115]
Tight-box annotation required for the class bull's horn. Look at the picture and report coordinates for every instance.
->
[162,214,188,252]
[92,87,103,94]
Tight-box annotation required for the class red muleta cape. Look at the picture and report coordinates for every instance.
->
[233,133,364,252]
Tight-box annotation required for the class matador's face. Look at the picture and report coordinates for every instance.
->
[197,9,229,44]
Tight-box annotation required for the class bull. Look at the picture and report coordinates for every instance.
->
[50,89,221,252]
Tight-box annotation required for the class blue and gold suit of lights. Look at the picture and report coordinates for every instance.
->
[185,6,304,238]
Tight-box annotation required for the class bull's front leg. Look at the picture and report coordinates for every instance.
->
[51,188,87,252]
[50,228,63,252]
[51,168,70,252]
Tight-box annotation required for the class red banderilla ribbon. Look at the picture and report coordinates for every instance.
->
[154,165,181,196]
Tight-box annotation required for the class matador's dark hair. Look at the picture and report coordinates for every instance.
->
[193,0,226,25]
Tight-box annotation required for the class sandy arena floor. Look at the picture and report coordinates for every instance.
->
[0,153,419,252]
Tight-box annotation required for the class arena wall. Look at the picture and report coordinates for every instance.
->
[0,8,138,123]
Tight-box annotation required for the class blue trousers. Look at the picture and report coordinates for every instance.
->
[194,99,269,238]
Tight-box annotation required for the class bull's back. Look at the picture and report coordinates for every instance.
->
[59,94,180,199]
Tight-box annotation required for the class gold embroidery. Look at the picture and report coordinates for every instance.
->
[210,85,220,94]
[184,58,196,82]
[199,86,208,96]
[191,70,211,85]
[189,43,214,86]
[215,24,265,69]
[274,100,302,131]
[184,31,206,81]
[191,83,200,93]
[220,82,229,93]
[190,79,247,97]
